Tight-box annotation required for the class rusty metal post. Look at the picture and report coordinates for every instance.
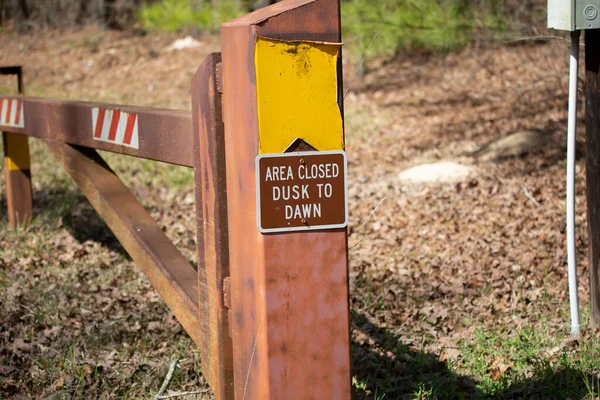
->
[192,54,235,399]
[220,0,351,398]
[2,66,32,227]
[585,29,600,327]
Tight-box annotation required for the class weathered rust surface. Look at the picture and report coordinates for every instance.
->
[0,66,24,94]
[3,157,32,226]
[221,0,351,398]
[45,140,201,344]
[0,96,193,167]
[2,66,33,227]
[0,66,22,80]
[0,66,22,74]
[192,54,235,399]
[586,29,600,327]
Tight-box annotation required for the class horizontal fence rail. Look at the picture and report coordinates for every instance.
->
[0,96,193,167]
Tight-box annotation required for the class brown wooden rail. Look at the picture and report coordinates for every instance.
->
[0,96,193,167]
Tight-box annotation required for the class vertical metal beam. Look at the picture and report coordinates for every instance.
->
[220,0,351,398]
[192,53,235,399]
[2,66,32,227]
[585,29,600,327]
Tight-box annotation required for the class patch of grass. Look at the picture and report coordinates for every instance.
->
[101,151,193,189]
[351,316,600,400]
[341,0,508,60]
[139,0,243,33]
[454,315,600,398]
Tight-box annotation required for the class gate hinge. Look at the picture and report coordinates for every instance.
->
[216,62,223,94]
[223,276,231,309]
[223,276,232,338]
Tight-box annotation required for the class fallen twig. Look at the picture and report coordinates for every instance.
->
[350,193,389,237]
[522,187,541,207]
[516,74,563,99]
[157,389,212,399]
[504,35,570,45]
[344,31,380,99]
[348,236,367,250]
[155,359,179,400]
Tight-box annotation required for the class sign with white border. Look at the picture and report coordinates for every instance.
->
[256,150,348,233]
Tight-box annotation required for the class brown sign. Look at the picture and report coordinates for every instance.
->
[256,151,347,233]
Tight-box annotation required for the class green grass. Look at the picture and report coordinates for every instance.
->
[100,151,193,188]
[137,0,508,57]
[351,309,600,399]
[453,317,600,399]
[139,0,244,33]
[341,0,508,61]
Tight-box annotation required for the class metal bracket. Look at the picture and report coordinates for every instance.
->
[216,63,223,94]
[223,276,233,339]
[223,276,231,309]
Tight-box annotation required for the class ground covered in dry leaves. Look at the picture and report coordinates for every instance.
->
[1,26,599,399]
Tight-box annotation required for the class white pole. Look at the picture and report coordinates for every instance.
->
[567,29,581,336]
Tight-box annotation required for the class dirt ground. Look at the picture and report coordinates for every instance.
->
[0,25,597,399]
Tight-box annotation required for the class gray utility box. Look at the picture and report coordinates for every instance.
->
[548,0,600,30]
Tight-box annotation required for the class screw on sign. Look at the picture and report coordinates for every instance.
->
[255,150,348,233]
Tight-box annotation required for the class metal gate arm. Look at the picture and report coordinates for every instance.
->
[0,97,194,167]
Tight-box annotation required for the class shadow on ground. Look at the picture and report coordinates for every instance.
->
[351,311,594,399]
[34,188,126,254]
[2,186,593,399]
[0,187,124,254]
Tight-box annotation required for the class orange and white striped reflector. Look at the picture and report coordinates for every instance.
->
[92,107,139,149]
[0,99,25,128]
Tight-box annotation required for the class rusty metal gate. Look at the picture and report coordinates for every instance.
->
[1,0,351,398]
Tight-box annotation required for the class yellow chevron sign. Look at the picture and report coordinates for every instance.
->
[5,133,30,171]
[254,37,344,154]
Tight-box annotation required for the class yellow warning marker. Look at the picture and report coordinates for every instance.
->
[5,133,30,171]
[254,37,343,154]
[3,131,32,227]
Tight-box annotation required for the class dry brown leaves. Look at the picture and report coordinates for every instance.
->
[0,25,588,398]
